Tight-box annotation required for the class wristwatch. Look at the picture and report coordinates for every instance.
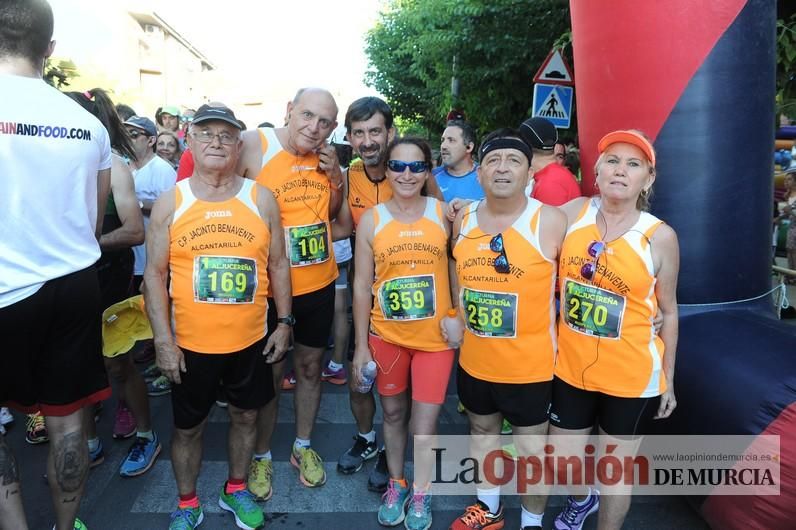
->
[277,314,296,327]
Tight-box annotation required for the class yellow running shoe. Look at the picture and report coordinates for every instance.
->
[247,457,273,501]
[290,446,326,487]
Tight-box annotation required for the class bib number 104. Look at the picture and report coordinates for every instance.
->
[297,236,325,258]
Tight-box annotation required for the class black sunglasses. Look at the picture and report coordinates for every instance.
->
[387,160,428,173]
[490,233,510,274]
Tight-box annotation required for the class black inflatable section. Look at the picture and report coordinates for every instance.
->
[652,0,776,305]
[643,310,796,437]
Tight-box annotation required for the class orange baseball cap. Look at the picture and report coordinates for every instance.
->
[598,130,656,167]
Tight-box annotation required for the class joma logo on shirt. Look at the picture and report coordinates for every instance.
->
[205,210,233,220]
[399,230,423,237]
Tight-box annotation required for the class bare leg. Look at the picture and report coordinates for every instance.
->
[408,401,443,487]
[595,427,641,530]
[254,357,285,454]
[0,433,27,530]
[381,392,410,479]
[105,354,151,431]
[467,411,503,489]
[227,406,258,480]
[348,373,376,434]
[330,287,349,365]
[171,419,207,495]
[293,342,325,440]
[45,411,88,530]
[547,424,592,501]
[512,422,550,515]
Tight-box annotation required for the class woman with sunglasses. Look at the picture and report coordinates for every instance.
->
[352,137,458,530]
[448,128,567,530]
[549,130,679,530]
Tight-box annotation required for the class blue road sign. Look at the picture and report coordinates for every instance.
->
[532,83,573,129]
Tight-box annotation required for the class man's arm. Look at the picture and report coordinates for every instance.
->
[351,210,376,385]
[99,157,144,250]
[95,168,111,240]
[257,184,293,363]
[317,143,344,219]
[142,189,185,384]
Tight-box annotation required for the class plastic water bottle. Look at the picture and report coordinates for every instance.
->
[441,308,464,348]
[356,361,378,393]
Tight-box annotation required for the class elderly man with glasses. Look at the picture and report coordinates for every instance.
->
[447,128,568,530]
[143,103,293,530]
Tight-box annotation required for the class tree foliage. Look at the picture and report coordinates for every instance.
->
[365,0,571,139]
[776,14,796,120]
[44,58,79,89]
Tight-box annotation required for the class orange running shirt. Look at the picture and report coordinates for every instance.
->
[453,199,557,384]
[370,198,452,351]
[556,198,666,398]
[169,179,270,353]
[348,159,393,228]
[254,127,337,295]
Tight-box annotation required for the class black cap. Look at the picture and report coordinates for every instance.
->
[519,117,558,151]
[192,104,243,130]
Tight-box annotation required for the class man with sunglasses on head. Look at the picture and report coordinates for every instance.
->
[448,128,567,530]
[144,103,292,530]
[123,115,177,292]
[237,88,348,496]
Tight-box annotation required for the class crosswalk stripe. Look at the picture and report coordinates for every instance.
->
[206,394,469,425]
[131,461,490,513]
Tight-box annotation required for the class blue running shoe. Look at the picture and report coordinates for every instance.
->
[119,434,161,477]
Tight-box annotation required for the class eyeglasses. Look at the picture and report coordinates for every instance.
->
[191,130,238,145]
[126,129,148,139]
[387,160,428,173]
[490,233,510,274]
[581,240,606,280]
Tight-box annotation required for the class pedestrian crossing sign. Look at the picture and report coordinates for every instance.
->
[532,83,573,129]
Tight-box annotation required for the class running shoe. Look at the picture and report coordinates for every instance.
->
[404,489,432,530]
[368,447,389,492]
[554,489,600,530]
[0,407,14,427]
[377,480,410,527]
[25,412,48,444]
[113,401,137,439]
[281,370,296,391]
[147,375,172,396]
[247,457,273,501]
[321,364,348,385]
[141,362,161,383]
[89,439,104,468]
[218,485,264,530]
[337,434,377,474]
[169,506,204,530]
[119,434,161,477]
[290,446,326,487]
[449,500,505,530]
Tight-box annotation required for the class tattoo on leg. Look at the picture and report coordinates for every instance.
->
[54,432,88,493]
[0,435,20,486]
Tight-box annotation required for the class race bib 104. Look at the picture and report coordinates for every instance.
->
[378,275,436,320]
[461,287,517,338]
[563,279,626,339]
[285,222,330,267]
[193,255,257,304]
